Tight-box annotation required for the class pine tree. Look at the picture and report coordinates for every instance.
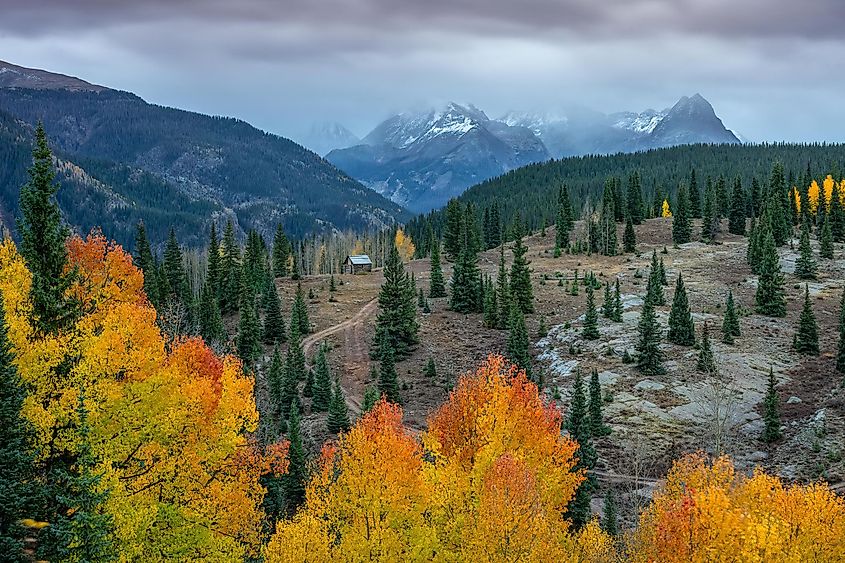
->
[162,228,191,308]
[443,199,465,259]
[303,367,314,398]
[507,304,532,380]
[721,290,741,344]
[18,124,78,335]
[795,221,817,279]
[747,217,761,271]
[285,321,307,384]
[236,292,262,368]
[701,177,719,243]
[761,367,782,443]
[272,223,290,277]
[667,273,695,346]
[627,171,644,225]
[267,347,285,431]
[423,357,437,379]
[449,227,482,314]
[793,285,819,355]
[262,283,286,344]
[588,368,611,436]
[134,222,159,307]
[40,394,114,563]
[219,220,241,314]
[282,401,306,512]
[602,490,619,537]
[565,369,596,530]
[636,293,664,375]
[838,289,845,375]
[728,176,747,235]
[831,182,845,242]
[373,245,419,359]
[768,162,790,246]
[599,180,618,256]
[198,281,225,344]
[292,283,310,335]
[495,245,510,329]
[623,213,636,253]
[646,250,665,306]
[601,282,613,319]
[583,284,600,340]
[820,215,834,259]
[689,169,701,218]
[555,185,573,252]
[612,278,623,322]
[311,344,332,412]
[428,238,447,298]
[509,233,534,314]
[361,386,379,415]
[696,322,717,374]
[0,293,38,561]
[672,184,692,244]
[755,227,786,317]
[290,249,301,280]
[482,280,499,329]
[327,377,351,433]
[377,343,402,405]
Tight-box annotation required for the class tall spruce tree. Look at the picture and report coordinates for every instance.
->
[793,285,819,355]
[285,321,307,384]
[602,490,620,537]
[646,250,665,306]
[327,377,351,433]
[267,347,285,431]
[509,232,534,314]
[721,290,741,344]
[667,273,695,346]
[672,184,692,244]
[762,367,782,443]
[627,171,644,225]
[820,215,834,259]
[219,220,241,314]
[612,278,623,322]
[795,221,817,279]
[831,182,845,242]
[262,284,286,345]
[428,238,447,298]
[377,342,402,405]
[588,369,611,436]
[689,169,701,218]
[623,212,636,253]
[198,281,225,345]
[443,199,465,259]
[18,123,78,335]
[373,245,419,359]
[838,289,845,375]
[728,176,747,235]
[599,179,618,256]
[134,222,159,307]
[311,344,332,412]
[636,293,664,375]
[272,223,290,278]
[755,226,786,317]
[0,293,39,562]
[507,304,532,380]
[601,282,613,319]
[206,223,222,298]
[291,282,310,336]
[495,245,510,329]
[236,290,262,368]
[162,228,191,309]
[282,401,306,512]
[449,225,482,314]
[696,322,716,374]
[555,185,574,252]
[565,369,596,530]
[582,284,600,340]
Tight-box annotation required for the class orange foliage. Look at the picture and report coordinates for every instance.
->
[633,453,845,562]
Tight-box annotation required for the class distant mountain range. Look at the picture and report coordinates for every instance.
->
[0,60,408,249]
[319,95,740,212]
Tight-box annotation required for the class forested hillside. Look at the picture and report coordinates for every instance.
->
[407,143,845,246]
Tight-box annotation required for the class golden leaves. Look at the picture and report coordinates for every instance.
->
[394,228,416,262]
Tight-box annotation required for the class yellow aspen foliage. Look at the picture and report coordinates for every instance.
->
[661,199,672,217]
[351,239,365,255]
[394,227,415,262]
[792,186,801,213]
[823,174,835,210]
[632,453,845,562]
[808,179,821,214]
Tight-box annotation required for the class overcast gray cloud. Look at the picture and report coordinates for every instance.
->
[1,0,843,142]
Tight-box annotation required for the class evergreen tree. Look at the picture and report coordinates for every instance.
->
[377,343,402,405]
[837,289,845,375]
[795,221,817,279]
[623,212,636,253]
[290,249,301,280]
[565,369,596,530]
[206,222,222,296]
[672,184,692,244]
[292,283,310,335]
[303,367,314,398]
[750,177,762,218]
[162,228,191,308]
[17,123,78,335]
[373,245,418,359]
[423,357,437,379]
[282,401,306,512]
[134,222,159,307]
[0,293,38,562]
[667,273,695,346]
[236,292,262,368]
[507,304,532,380]
[272,223,290,277]
[262,284,286,344]
[449,227,482,314]
[701,177,719,243]
[768,162,790,246]
[761,367,782,443]
[443,199,465,259]
[599,179,618,256]
[646,250,665,306]
[40,394,114,563]
[793,285,819,355]
[509,233,534,313]
[755,227,786,317]
[831,182,845,242]
[601,281,613,319]
[361,386,379,415]
[728,176,747,235]
[488,202,502,248]
[627,171,645,225]
[428,238,447,298]
[311,344,332,412]
[636,293,664,375]
[583,284,600,340]
[696,322,716,374]
[588,368,611,436]
[482,280,499,329]
[602,490,619,537]
[219,220,241,314]
[746,217,761,272]
[285,322,307,384]
[612,278,623,322]
[555,185,573,252]
[688,169,701,218]
[327,377,351,433]
[721,290,741,344]
[198,281,225,344]
[495,245,510,329]
[266,347,285,430]
[820,215,834,259]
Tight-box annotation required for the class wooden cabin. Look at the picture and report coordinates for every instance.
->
[343,254,373,274]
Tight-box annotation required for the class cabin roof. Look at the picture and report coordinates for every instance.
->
[345,254,372,265]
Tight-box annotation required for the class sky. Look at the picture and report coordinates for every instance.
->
[1,0,844,143]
